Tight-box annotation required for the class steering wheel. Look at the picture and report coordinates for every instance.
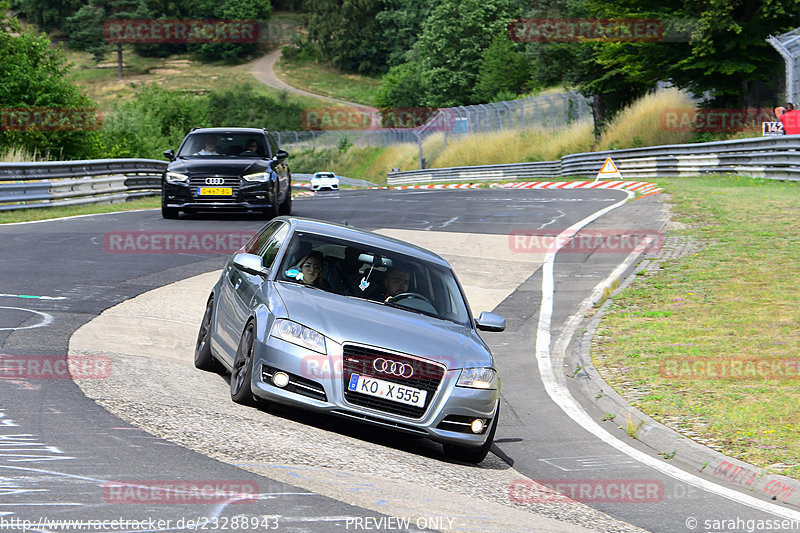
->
[388,292,432,305]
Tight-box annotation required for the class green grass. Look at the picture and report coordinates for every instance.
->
[275,53,381,107]
[592,175,800,479]
[64,47,330,115]
[0,197,160,224]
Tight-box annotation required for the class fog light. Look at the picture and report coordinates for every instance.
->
[272,372,290,388]
[470,419,485,434]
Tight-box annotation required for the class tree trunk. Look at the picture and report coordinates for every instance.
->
[117,45,123,81]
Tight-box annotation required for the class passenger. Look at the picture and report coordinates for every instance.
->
[296,250,328,288]
[194,137,219,156]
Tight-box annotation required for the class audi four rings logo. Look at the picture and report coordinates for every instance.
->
[205,177,225,185]
[373,358,414,378]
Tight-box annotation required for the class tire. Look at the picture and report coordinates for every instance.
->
[194,295,223,372]
[230,321,258,405]
[279,184,292,216]
[262,182,280,219]
[442,404,499,464]
[162,203,179,219]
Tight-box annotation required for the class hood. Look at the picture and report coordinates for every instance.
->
[169,158,269,176]
[271,281,493,369]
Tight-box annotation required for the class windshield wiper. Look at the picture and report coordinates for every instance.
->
[383,300,439,319]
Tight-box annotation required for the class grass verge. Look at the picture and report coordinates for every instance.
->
[0,197,160,224]
[274,53,381,107]
[64,47,330,114]
[592,175,800,479]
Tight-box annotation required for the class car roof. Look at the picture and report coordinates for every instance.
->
[188,127,267,135]
[278,216,448,266]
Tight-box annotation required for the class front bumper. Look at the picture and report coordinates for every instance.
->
[163,180,275,212]
[311,181,339,191]
[251,336,499,447]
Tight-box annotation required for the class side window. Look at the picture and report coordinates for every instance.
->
[265,133,279,159]
[243,221,281,255]
[261,224,290,269]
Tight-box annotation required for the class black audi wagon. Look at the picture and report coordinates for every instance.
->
[161,127,292,219]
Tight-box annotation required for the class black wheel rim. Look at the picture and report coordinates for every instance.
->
[232,325,254,395]
[195,299,213,355]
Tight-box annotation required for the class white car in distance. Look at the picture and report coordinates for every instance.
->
[310,171,340,191]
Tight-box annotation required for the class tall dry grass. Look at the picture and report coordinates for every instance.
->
[597,88,697,150]
[0,146,43,162]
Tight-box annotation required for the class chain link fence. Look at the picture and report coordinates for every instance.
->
[272,91,592,157]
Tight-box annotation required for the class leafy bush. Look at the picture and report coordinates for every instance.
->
[204,83,303,130]
[97,83,303,159]
[0,7,100,159]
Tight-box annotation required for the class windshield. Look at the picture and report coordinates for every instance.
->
[277,231,471,327]
[177,133,267,158]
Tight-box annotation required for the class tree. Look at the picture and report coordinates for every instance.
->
[65,0,150,80]
[305,0,383,73]
[473,31,530,102]
[374,0,436,70]
[375,60,425,108]
[577,0,800,113]
[413,0,517,106]
[186,0,272,63]
[10,0,84,33]
[0,4,100,159]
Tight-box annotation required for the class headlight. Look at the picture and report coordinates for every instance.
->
[243,172,270,182]
[456,368,497,389]
[270,319,326,354]
[165,172,188,183]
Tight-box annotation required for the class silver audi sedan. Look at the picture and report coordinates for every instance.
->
[194,216,505,463]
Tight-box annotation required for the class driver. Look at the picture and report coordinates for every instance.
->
[382,266,410,301]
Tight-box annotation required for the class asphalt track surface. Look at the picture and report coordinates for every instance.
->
[0,188,794,532]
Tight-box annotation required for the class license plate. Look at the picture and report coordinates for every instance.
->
[347,373,426,408]
[197,187,232,196]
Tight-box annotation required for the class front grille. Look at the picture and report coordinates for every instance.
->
[189,176,241,201]
[261,365,327,402]
[342,344,444,419]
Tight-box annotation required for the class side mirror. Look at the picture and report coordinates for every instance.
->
[232,253,269,277]
[163,149,175,161]
[274,149,289,160]
[475,311,505,332]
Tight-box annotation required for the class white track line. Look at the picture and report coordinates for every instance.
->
[535,191,800,520]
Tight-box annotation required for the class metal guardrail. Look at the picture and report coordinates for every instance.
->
[4,135,799,210]
[0,159,166,211]
[387,135,800,184]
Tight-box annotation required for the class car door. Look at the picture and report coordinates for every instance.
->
[224,222,291,359]
[215,221,282,361]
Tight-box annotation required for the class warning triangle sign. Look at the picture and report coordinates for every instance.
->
[595,157,622,181]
